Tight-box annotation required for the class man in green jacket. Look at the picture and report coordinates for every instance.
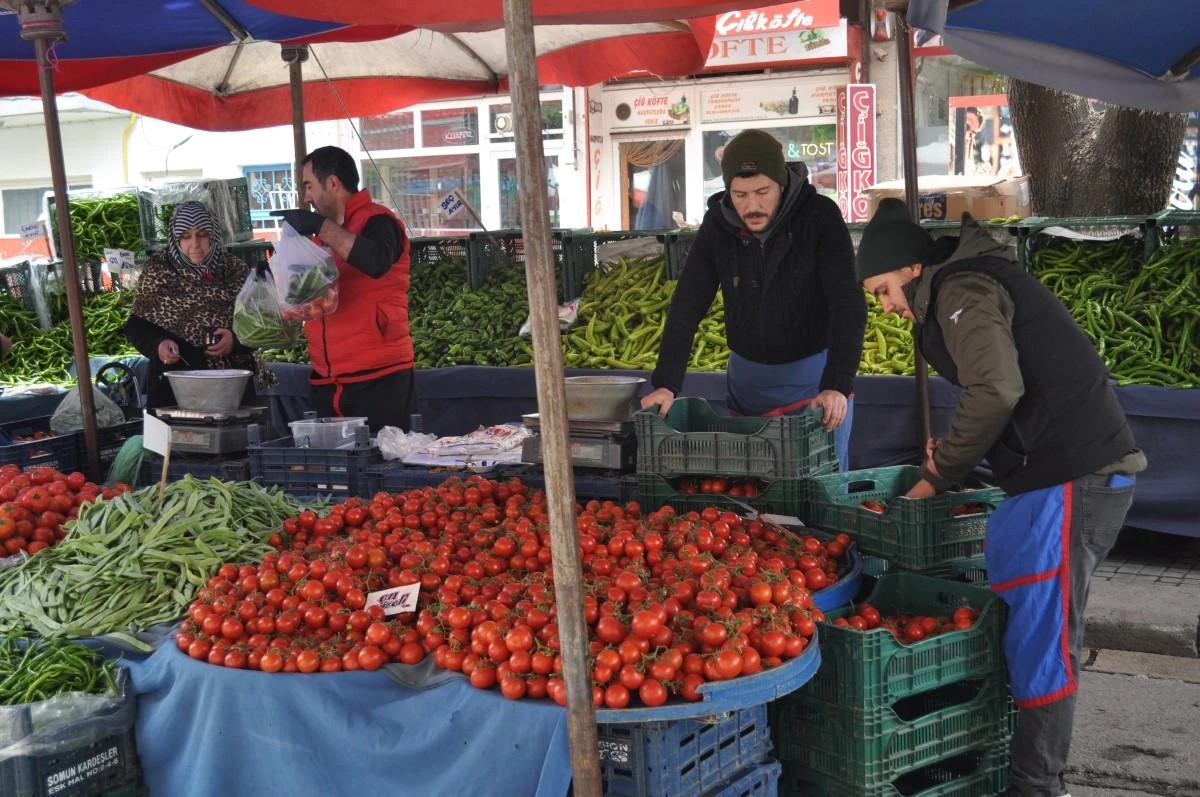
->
[856,198,1145,797]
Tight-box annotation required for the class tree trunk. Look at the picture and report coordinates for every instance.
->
[1008,79,1188,217]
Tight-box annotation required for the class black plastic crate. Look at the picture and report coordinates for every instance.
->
[511,467,637,504]
[137,453,250,487]
[664,229,698,278]
[599,704,772,797]
[248,437,382,498]
[409,236,469,268]
[467,228,593,300]
[0,416,79,473]
[362,463,481,496]
[94,419,142,468]
[0,667,140,797]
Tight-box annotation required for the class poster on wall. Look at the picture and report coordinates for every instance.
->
[948,94,1020,177]
[705,1,847,68]
[606,88,692,131]
[836,84,876,222]
[700,81,839,125]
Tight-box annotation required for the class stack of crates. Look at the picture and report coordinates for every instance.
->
[803,465,1004,588]
[598,705,782,797]
[774,574,1015,796]
[633,397,837,515]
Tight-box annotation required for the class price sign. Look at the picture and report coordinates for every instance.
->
[19,222,43,242]
[103,248,137,271]
[439,190,466,219]
[365,582,421,616]
[142,411,171,456]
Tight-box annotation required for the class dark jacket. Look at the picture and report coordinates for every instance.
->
[907,216,1141,495]
[651,163,866,396]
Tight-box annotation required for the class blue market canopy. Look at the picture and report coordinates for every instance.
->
[0,0,380,96]
[907,0,1200,112]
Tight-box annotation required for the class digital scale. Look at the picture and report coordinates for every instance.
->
[153,405,269,455]
[520,413,637,471]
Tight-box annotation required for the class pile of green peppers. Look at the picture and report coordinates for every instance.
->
[562,255,729,372]
[49,193,144,266]
[1032,236,1199,388]
[0,291,138,386]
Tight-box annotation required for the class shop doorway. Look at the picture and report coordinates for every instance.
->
[618,138,687,230]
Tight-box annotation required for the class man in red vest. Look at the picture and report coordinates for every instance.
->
[272,146,415,431]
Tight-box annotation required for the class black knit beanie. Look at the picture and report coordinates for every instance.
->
[721,130,788,189]
[855,198,935,281]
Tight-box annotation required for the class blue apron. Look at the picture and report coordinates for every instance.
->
[726,350,853,472]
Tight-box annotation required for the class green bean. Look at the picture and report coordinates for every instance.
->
[0,477,313,639]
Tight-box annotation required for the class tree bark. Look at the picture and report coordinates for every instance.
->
[1008,79,1188,217]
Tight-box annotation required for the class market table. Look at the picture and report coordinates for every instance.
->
[121,641,572,797]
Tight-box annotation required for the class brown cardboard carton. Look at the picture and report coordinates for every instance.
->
[864,175,1033,221]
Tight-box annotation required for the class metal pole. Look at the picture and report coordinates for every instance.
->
[283,46,309,195]
[14,2,101,479]
[501,2,601,796]
[896,16,932,446]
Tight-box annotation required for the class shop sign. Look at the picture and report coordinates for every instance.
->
[712,1,840,36]
[606,89,692,131]
[836,84,876,222]
[700,81,839,125]
[707,14,848,68]
[442,128,476,145]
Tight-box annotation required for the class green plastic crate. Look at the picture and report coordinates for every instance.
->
[636,473,812,518]
[780,745,1009,797]
[467,228,592,300]
[664,229,698,278]
[805,466,1004,571]
[635,398,837,479]
[803,574,1006,712]
[773,675,1014,787]
[861,554,990,587]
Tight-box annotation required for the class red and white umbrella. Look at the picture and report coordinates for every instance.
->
[82,21,712,131]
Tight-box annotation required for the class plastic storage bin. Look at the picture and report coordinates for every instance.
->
[773,676,1014,787]
[804,466,1004,570]
[598,704,772,797]
[780,744,1009,797]
[635,398,837,479]
[0,416,79,472]
[288,417,368,449]
[803,574,1006,713]
[137,453,250,486]
[248,434,381,498]
[637,473,807,518]
[0,667,140,797]
[95,419,143,468]
[708,760,782,797]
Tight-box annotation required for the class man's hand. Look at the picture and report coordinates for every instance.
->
[640,387,676,417]
[904,478,938,499]
[812,389,848,432]
[207,328,235,358]
[271,208,325,237]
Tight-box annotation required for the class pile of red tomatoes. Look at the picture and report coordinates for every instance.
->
[176,476,850,708]
[0,464,130,556]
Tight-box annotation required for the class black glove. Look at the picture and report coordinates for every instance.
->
[271,208,325,237]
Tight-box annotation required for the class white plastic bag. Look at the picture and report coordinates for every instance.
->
[377,427,438,461]
[233,264,301,349]
[272,222,339,322]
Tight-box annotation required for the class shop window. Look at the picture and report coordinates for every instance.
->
[363,154,482,236]
[500,156,559,228]
[488,101,564,143]
[1,183,90,235]
[701,126,836,203]
[620,139,687,231]
[422,107,480,148]
[914,54,1006,176]
[361,110,416,151]
[243,165,296,231]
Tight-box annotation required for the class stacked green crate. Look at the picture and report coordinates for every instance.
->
[774,574,1014,796]
[633,397,837,514]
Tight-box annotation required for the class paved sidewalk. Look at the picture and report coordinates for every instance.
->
[1085,529,1200,658]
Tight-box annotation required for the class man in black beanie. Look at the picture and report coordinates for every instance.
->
[642,129,866,471]
[858,197,1145,797]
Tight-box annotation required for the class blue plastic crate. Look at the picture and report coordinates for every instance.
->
[361,463,481,496]
[598,704,772,797]
[707,760,782,797]
[0,416,78,473]
[248,437,382,498]
[0,668,140,797]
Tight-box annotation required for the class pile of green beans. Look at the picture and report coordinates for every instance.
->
[0,477,310,639]
[0,638,117,705]
[562,256,729,371]
[1032,236,1199,387]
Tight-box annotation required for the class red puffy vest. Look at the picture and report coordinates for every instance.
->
[307,190,413,384]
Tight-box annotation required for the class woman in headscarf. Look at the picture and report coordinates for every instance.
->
[125,201,276,410]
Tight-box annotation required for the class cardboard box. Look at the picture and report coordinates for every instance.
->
[864,175,1033,221]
